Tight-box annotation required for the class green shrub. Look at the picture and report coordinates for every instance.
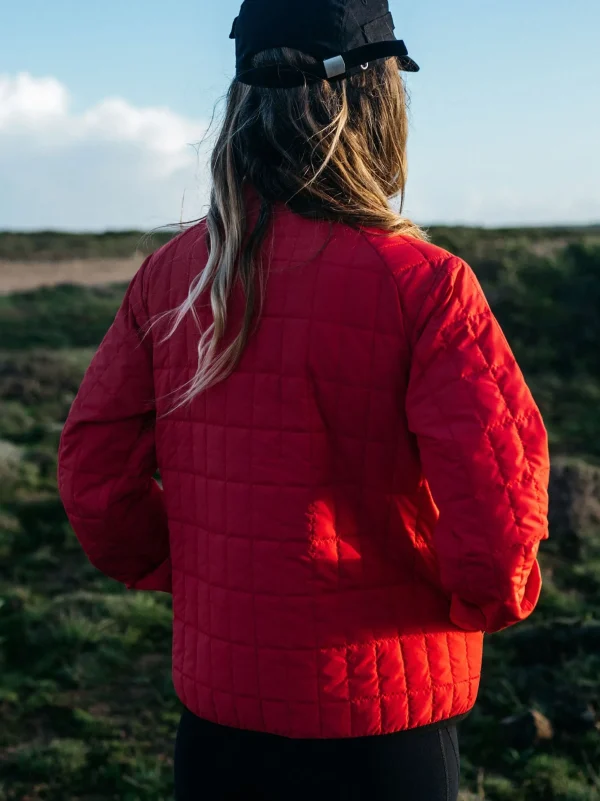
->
[484,774,517,801]
[0,229,176,262]
[0,284,125,349]
[522,755,600,801]
[0,402,36,441]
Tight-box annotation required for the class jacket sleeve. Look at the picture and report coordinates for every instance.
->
[58,256,171,593]
[406,256,549,634]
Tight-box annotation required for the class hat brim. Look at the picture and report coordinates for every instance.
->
[398,55,420,73]
[349,40,419,74]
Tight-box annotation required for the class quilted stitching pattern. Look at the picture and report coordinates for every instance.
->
[58,205,549,739]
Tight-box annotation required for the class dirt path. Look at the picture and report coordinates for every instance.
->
[0,256,142,294]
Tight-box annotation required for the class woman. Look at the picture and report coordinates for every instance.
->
[58,0,550,799]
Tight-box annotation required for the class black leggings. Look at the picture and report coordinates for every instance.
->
[175,707,460,801]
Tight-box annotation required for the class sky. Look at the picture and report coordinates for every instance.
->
[1,0,599,231]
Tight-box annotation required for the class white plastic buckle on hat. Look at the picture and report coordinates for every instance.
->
[323,55,346,78]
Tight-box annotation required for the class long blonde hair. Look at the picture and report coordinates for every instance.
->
[167,48,426,405]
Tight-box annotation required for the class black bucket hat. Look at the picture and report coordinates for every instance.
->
[230,0,420,88]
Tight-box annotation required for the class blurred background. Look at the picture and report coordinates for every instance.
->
[1,1,599,800]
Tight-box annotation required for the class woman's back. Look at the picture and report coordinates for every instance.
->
[60,199,547,739]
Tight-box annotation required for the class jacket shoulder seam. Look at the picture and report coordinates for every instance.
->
[358,231,463,347]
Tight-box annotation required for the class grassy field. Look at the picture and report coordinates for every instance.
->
[1,227,600,800]
[0,346,178,800]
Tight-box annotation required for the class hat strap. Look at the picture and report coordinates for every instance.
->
[237,40,411,88]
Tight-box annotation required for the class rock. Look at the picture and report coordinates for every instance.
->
[501,709,554,748]
[549,458,600,560]
[530,709,554,741]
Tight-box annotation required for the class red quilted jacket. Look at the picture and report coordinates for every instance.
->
[59,201,550,739]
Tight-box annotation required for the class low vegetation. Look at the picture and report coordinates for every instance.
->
[0,231,175,264]
[1,227,599,800]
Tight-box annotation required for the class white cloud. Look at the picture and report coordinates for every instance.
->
[0,74,68,127]
[0,73,211,231]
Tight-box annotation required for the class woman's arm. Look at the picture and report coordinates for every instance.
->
[58,256,171,593]
[406,256,550,634]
